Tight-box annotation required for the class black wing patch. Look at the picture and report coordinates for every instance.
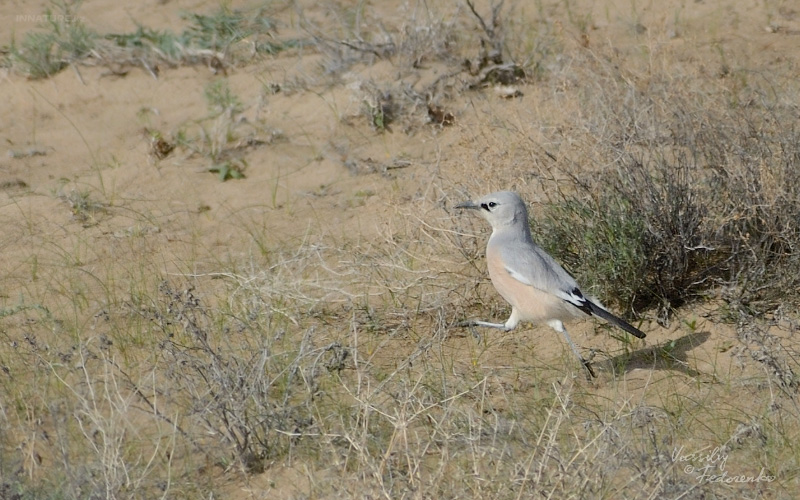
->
[566,287,593,316]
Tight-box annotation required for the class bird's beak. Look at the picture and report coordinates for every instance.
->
[455,200,479,210]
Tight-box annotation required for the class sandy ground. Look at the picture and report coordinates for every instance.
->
[2,0,800,498]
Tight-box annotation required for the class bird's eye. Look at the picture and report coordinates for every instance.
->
[488,202,497,208]
[481,202,497,211]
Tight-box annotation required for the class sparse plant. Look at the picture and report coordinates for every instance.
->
[9,3,296,79]
[181,4,276,53]
[173,79,266,181]
[301,1,461,75]
[61,189,107,225]
[209,158,246,181]
[465,0,506,65]
[109,3,299,68]
[204,79,244,116]
[362,90,397,132]
[9,1,96,78]
[105,25,185,61]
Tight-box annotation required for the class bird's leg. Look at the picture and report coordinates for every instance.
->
[458,320,505,342]
[460,309,520,331]
[459,310,519,341]
[547,320,597,379]
[459,320,509,330]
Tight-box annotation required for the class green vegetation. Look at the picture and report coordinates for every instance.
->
[204,78,244,116]
[104,3,301,61]
[8,2,96,78]
[5,3,300,78]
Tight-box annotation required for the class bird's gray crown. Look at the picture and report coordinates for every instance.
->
[456,191,529,229]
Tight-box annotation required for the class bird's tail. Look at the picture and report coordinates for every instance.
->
[587,301,646,339]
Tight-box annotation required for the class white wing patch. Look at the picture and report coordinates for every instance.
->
[505,264,587,307]
[504,265,533,286]
[504,266,586,307]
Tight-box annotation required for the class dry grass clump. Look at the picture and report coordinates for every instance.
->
[139,281,333,474]
[300,2,462,75]
[0,305,183,499]
[303,0,533,133]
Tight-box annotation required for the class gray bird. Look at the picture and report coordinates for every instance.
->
[456,191,646,377]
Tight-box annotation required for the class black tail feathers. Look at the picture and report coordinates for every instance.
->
[587,301,646,339]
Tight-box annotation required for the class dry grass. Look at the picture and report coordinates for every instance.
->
[2,0,800,499]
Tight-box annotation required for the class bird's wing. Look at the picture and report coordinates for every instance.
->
[498,238,588,309]
[495,234,647,338]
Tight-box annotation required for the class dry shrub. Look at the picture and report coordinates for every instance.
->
[532,56,800,322]
[142,281,343,473]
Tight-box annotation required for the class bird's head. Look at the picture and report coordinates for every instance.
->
[455,191,529,230]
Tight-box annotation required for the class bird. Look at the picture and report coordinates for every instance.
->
[455,190,646,377]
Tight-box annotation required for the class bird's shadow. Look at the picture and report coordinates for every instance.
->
[600,330,712,378]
